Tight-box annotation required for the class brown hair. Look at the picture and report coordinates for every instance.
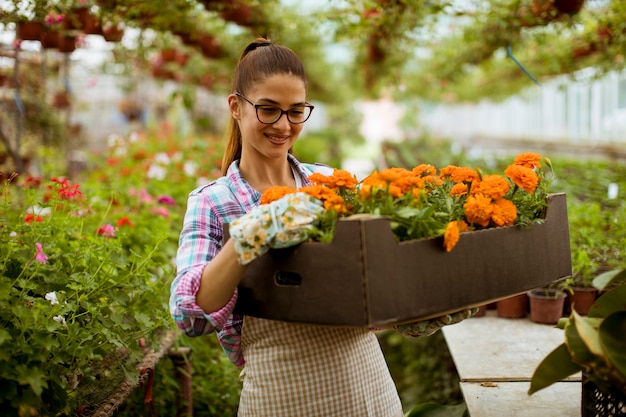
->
[221,38,308,175]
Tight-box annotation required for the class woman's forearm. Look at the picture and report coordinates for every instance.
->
[196,238,248,313]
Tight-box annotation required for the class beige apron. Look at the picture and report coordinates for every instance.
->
[237,316,403,417]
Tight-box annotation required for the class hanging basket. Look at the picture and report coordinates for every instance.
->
[554,0,585,15]
[16,21,44,41]
[102,23,124,42]
[57,35,77,53]
[53,91,71,108]
[198,35,222,58]
[220,0,254,26]
[40,30,60,49]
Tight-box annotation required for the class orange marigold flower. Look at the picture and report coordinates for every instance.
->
[377,167,411,183]
[419,175,443,188]
[412,164,437,177]
[443,220,467,252]
[439,165,458,178]
[299,185,347,213]
[260,186,297,205]
[464,194,494,227]
[309,169,358,190]
[491,198,517,227]
[450,167,480,183]
[504,164,539,194]
[475,175,510,200]
[513,152,542,169]
[450,183,468,197]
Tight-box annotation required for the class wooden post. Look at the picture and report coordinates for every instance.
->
[168,347,193,417]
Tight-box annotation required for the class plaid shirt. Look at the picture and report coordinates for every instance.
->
[170,155,332,366]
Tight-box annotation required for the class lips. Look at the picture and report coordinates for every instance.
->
[266,134,290,145]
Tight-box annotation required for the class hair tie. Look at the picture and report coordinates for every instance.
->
[242,39,272,57]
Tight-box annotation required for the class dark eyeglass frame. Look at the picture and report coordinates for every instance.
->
[235,92,314,124]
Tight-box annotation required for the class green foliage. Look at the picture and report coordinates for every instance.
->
[529,268,626,396]
[0,176,174,415]
[0,126,228,415]
[117,334,241,417]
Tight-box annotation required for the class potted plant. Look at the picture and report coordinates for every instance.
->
[529,268,626,413]
[527,285,567,324]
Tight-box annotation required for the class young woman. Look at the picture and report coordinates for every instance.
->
[170,38,473,416]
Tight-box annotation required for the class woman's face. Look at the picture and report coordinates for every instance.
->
[231,73,307,163]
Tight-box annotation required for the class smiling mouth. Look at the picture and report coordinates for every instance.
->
[266,134,290,145]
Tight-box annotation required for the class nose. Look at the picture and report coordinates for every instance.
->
[272,112,291,129]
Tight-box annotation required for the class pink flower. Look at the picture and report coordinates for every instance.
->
[97,224,116,237]
[157,195,175,205]
[129,188,155,203]
[35,243,48,264]
[151,207,170,218]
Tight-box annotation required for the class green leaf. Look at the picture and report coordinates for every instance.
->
[573,311,604,357]
[16,364,47,396]
[404,402,467,417]
[565,315,602,370]
[599,311,626,380]
[593,269,626,292]
[588,285,626,319]
[529,343,582,395]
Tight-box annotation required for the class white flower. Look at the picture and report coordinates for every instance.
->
[45,292,59,305]
[183,160,198,177]
[106,133,123,148]
[153,152,171,165]
[53,315,66,325]
[9,231,17,237]
[27,205,52,216]
[147,164,167,180]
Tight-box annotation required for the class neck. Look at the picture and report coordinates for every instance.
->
[239,155,295,193]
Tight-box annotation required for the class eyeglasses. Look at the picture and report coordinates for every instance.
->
[235,92,314,124]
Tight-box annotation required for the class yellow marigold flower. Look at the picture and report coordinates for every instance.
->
[513,152,542,169]
[504,164,539,194]
[464,194,494,227]
[475,174,510,200]
[450,167,480,183]
[491,198,517,227]
[450,183,468,196]
[412,164,437,177]
[260,186,296,204]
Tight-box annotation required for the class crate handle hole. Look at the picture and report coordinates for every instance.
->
[274,271,302,287]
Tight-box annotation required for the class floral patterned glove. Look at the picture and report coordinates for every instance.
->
[393,308,479,338]
[229,192,325,265]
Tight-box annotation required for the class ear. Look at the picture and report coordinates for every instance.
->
[228,94,241,120]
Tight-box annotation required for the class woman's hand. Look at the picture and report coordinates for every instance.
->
[229,192,324,265]
[393,308,479,338]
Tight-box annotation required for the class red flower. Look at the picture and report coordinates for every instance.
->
[116,216,135,227]
[24,213,43,224]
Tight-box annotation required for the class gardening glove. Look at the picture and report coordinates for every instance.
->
[229,192,324,265]
[393,308,479,338]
